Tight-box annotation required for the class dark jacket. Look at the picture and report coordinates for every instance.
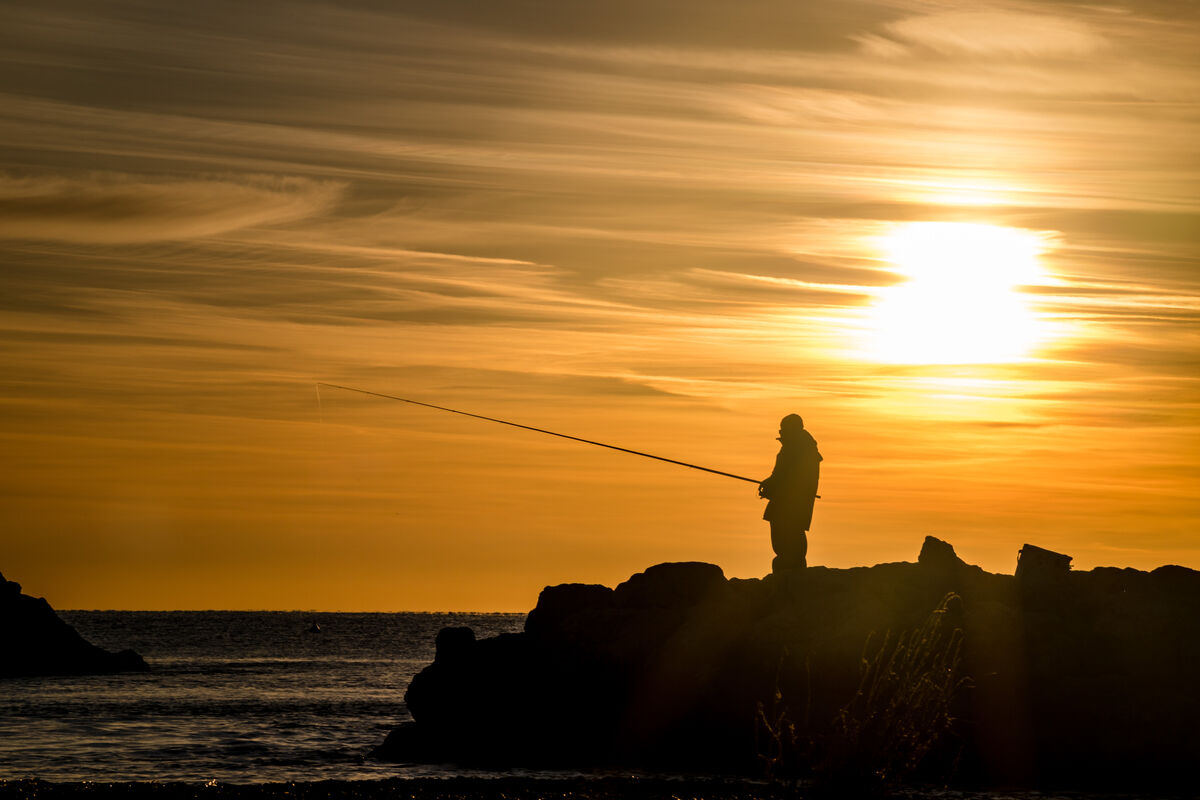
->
[760,430,822,529]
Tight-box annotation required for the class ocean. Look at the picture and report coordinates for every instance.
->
[0,611,525,783]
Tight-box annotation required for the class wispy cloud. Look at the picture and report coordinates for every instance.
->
[0,173,343,243]
[876,9,1108,57]
[1,0,1198,605]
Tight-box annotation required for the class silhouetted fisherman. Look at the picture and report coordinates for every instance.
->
[759,414,822,571]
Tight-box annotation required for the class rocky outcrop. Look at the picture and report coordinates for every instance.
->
[375,539,1200,789]
[0,570,149,677]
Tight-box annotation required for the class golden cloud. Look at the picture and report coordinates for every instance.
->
[0,173,344,243]
[882,10,1107,57]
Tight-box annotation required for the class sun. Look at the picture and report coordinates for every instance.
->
[867,222,1050,364]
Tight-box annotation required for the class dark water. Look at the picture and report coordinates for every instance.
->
[0,611,524,783]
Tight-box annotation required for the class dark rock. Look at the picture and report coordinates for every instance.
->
[918,535,964,570]
[613,561,726,608]
[380,542,1200,790]
[0,570,149,677]
[525,583,613,636]
[1015,543,1072,582]
[434,626,475,663]
[372,721,436,763]
[1150,563,1200,594]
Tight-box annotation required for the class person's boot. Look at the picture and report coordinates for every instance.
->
[772,553,805,575]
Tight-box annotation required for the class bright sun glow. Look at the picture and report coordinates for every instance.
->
[868,222,1050,364]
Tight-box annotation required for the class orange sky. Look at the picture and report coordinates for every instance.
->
[1,0,1198,610]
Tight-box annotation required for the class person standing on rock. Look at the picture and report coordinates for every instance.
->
[759,414,822,572]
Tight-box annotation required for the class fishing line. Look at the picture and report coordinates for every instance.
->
[316,381,759,484]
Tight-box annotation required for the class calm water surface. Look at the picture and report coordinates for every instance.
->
[0,611,523,783]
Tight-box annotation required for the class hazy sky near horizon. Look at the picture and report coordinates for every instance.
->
[1,0,1198,610]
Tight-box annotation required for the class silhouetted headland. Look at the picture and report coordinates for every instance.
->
[0,570,148,677]
[375,539,1200,790]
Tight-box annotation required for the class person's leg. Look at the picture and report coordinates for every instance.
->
[770,519,788,558]
[770,520,807,571]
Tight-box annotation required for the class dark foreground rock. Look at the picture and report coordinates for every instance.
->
[0,570,148,677]
[375,540,1200,790]
[0,778,801,800]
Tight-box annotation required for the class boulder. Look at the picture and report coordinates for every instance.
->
[0,570,149,677]
[379,543,1200,790]
[434,626,475,663]
[1015,543,1072,582]
[613,561,727,608]
[918,535,964,570]
[524,583,613,636]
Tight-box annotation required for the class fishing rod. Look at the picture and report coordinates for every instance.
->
[317,382,760,485]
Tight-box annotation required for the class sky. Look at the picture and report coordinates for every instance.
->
[1,0,1197,610]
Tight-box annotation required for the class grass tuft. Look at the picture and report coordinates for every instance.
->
[756,593,967,795]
